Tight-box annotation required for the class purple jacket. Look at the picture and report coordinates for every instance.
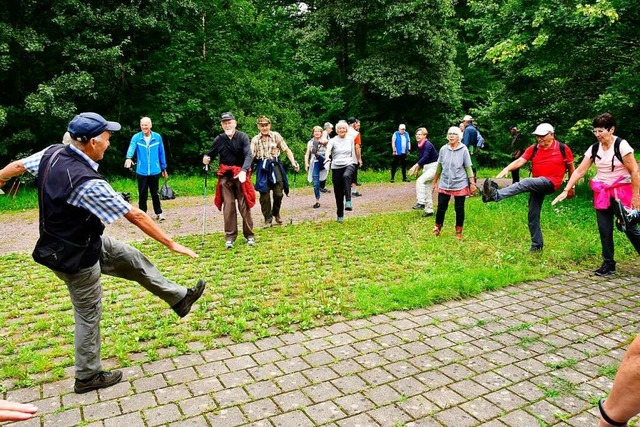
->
[417,139,438,166]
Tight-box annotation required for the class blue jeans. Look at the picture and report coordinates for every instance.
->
[496,177,555,249]
[312,160,321,199]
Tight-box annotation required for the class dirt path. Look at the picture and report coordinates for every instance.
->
[0,182,414,255]
[0,178,511,255]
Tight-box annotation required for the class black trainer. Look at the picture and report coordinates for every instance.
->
[482,179,499,202]
[74,370,123,394]
[412,203,425,210]
[172,280,206,318]
[594,262,616,277]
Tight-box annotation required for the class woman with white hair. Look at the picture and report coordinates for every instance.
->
[325,120,361,223]
[432,126,477,238]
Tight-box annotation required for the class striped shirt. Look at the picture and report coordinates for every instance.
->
[22,145,131,224]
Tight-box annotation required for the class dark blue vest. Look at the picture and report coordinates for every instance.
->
[36,145,105,270]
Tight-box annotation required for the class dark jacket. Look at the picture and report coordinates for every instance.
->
[417,139,438,166]
[206,131,253,172]
[35,144,105,270]
[254,158,290,195]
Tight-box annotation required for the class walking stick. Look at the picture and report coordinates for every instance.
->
[8,178,20,200]
[289,170,297,225]
[201,165,209,250]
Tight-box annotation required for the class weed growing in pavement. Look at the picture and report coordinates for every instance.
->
[0,183,634,386]
[598,364,619,380]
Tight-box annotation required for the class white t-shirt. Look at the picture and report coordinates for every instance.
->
[588,137,634,184]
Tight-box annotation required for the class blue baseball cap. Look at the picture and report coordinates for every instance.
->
[67,112,121,142]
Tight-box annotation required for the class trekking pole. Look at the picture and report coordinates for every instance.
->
[289,170,297,225]
[8,178,20,200]
[201,165,209,250]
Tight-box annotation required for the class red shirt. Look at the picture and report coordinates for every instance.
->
[521,140,573,190]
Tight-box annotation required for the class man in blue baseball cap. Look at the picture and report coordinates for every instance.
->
[0,112,205,394]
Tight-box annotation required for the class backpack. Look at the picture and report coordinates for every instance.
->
[160,179,176,200]
[530,141,568,162]
[476,131,485,149]
[590,137,624,171]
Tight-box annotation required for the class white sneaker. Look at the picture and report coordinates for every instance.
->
[156,213,166,221]
[225,240,234,249]
[247,237,255,246]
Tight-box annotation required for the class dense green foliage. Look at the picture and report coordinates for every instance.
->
[1,0,638,177]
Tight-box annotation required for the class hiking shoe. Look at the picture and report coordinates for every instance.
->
[156,213,166,221]
[172,280,206,317]
[423,211,434,217]
[313,202,320,209]
[246,237,255,246]
[345,201,352,211]
[351,189,362,197]
[594,262,616,277]
[337,216,344,223]
[412,203,425,210]
[403,179,410,182]
[390,179,395,183]
[74,370,123,394]
[529,246,543,252]
[274,215,283,224]
[225,240,234,249]
[319,188,330,193]
[482,179,498,202]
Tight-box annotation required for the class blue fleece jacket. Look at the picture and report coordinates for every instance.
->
[126,131,167,176]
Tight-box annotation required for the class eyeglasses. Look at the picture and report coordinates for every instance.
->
[592,128,608,134]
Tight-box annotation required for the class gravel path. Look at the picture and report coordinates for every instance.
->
[0,181,423,255]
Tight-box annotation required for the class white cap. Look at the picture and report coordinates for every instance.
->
[463,115,473,122]
[532,123,554,136]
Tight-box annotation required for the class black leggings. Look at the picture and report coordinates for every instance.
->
[332,164,356,217]
[435,193,466,227]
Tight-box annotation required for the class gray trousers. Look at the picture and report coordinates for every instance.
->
[496,177,555,249]
[53,235,187,380]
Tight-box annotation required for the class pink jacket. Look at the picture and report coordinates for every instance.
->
[590,176,632,209]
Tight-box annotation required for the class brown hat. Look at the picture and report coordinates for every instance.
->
[257,115,271,124]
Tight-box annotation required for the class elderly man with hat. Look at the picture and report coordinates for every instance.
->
[0,112,205,394]
[250,115,300,226]
[203,112,256,248]
[461,114,479,180]
[481,123,575,251]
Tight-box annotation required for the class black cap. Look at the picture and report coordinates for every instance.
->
[347,117,357,125]
[220,112,235,121]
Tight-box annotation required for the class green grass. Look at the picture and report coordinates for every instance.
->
[0,176,637,387]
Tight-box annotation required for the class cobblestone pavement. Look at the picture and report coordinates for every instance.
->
[4,266,640,426]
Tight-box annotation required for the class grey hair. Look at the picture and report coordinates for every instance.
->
[447,126,463,138]
[335,120,349,131]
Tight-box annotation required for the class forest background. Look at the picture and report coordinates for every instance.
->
[1,0,639,177]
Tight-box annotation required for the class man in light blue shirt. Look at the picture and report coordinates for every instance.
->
[0,112,205,395]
